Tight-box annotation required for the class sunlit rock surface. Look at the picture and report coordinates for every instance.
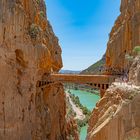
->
[0,0,70,140]
[87,0,140,139]
[106,0,140,73]
[87,83,140,140]
[129,56,140,86]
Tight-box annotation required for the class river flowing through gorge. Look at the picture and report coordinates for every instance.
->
[66,89,100,140]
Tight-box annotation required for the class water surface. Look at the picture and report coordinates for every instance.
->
[68,89,100,139]
[69,89,100,111]
[80,125,88,140]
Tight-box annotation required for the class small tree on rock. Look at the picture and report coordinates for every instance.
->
[133,46,140,55]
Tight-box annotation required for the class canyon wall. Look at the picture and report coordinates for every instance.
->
[87,81,140,140]
[87,0,140,139]
[106,0,140,73]
[129,56,140,86]
[0,0,67,140]
[87,57,140,140]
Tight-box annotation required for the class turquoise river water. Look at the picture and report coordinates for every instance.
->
[68,89,100,140]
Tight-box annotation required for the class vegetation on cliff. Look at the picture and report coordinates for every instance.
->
[0,0,67,139]
[66,95,76,118]
[87,0,140,139]
[133,46,140,55]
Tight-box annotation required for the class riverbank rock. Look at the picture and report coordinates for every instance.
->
[106,0,140,73]
[0,0,68,140]
[65,94,79,140]
[66,117,79,140]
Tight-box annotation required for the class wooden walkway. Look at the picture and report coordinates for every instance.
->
[37,74,117,91]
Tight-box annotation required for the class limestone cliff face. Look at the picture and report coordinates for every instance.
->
[87,0,140,139]
[129,56,140,86]
[106,0,140,72]
[87,83,140,140]
[0,0,66,140]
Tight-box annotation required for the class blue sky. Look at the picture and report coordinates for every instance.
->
[45,0,121,70]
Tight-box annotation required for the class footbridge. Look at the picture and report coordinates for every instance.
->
[37,74,118,97]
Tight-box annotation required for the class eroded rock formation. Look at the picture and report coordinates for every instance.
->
[87,82,140,140]
[106,0,140,73]
[87,56,140,139]
[0,0,67,140]
[129,56,140,86]
[87,0,140,139]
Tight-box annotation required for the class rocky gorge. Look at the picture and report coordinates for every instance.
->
[0,0,140,140]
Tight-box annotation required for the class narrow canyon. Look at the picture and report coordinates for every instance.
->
[0,0,140,140]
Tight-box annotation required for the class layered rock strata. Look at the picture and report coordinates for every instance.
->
[0,0,67,140]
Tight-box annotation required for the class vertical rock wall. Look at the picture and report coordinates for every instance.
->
[0,0,66,140]
[87,83,140,140]
[106,0,140,73]
[87,0,140,140]
[129,56,140,86]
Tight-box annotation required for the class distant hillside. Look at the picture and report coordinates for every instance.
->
[81,54,105,75]
[60,70,81,74]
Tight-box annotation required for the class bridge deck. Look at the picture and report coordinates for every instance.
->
[49,74,116,85]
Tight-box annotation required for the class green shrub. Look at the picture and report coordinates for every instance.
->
[39,11,45,18]
[125,54,134,61]
[36,0,40,4]
[133,46,140,55]
[74,87,78,90]
[29,24,41,38]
